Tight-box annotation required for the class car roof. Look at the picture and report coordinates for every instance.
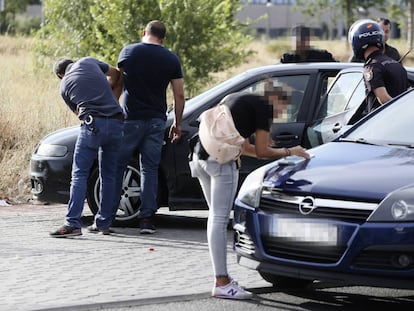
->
[181,62,363,118]
[335,64,414,81]
[241,62,362,75]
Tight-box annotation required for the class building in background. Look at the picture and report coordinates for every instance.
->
[22,1,397,40]
[237,0,398,40]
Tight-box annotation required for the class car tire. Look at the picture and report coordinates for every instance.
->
[259,271,313,289]
[86,159,142,225]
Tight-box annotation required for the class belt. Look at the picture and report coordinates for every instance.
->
[92,113,124,121]
[194,141,209,160]
[84,113,124,124]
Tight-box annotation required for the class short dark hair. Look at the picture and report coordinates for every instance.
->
[145,20,166,39]
[54,57,74,78]
[377,17,391,27]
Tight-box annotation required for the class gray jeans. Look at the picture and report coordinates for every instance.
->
[190,154,239,277]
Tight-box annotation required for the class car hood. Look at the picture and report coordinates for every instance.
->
[39,125,79,147]
[265,141,414,202]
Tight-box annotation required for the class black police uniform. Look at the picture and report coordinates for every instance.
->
[363,49,408,113]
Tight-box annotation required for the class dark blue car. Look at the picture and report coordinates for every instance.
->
[233,87,414,290]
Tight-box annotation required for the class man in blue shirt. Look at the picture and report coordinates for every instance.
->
[115,20,185,234]
[50,57,124,237]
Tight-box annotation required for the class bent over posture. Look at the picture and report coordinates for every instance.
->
[190,91,309,299]
[50,57,124,237]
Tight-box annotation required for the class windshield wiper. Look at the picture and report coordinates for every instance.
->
[387,143,414,148]
[339,137,377,145]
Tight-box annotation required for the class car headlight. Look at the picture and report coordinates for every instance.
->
[368,184,414,222]
[36,144,68,157]
[237,162,275,208]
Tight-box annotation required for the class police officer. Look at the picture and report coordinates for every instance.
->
[348,19,408,117]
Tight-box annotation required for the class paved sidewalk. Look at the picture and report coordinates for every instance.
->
[0,204,269,311]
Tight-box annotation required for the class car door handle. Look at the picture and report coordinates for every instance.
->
[332,123,342,133]
[274,134,299,141]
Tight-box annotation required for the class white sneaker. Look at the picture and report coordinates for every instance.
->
[212,279,253,300]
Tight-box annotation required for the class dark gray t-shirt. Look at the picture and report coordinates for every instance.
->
[60,57,122,121]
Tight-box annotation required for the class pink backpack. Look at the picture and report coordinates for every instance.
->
[198,104,245,164]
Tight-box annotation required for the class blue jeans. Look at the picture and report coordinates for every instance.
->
[189,154,239,277]
[65,118,123,229]
[115,118,166,219]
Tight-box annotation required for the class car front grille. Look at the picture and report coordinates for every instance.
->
[262,237,346,263]
[260,192,376,223]
[258,190,378,263]
[234,231,255,255]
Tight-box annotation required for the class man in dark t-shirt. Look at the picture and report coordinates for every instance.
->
[50,57,124,237]
[377,17,401,62]
[115,20,185,234]
[281,25,336,63]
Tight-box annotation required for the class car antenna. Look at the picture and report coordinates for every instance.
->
[398,46,414,63]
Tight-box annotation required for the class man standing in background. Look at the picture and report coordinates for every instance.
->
[377,17,401,62]
[281,25,336,63]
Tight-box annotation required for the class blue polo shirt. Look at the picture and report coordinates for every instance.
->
[60,57,122,121]
[118,43,183,120]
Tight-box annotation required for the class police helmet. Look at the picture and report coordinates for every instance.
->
[348,19,384,59]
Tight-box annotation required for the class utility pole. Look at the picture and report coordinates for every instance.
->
[266,0,273,41]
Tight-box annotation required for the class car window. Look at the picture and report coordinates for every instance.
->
[345,78,365,110]
[239,75,310,123]
[346,90,414,144]
[318,72,363,119]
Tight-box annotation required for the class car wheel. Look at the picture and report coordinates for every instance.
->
[259,271,313,289]
[86,160,141,224]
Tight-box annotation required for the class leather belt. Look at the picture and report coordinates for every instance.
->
[92,113,124,121]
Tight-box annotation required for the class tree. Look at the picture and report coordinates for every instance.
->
[388,0,414,50]
[35,0,253,95]
[0,0,35,34]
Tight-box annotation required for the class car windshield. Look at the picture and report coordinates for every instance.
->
[345,90,414,146]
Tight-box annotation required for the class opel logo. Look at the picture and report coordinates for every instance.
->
[299,196,316,215]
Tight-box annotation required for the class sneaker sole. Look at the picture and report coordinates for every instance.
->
[50,232,82,238]
[140,229,156,234]
[212,294,253,300]
[87,228,111,235]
